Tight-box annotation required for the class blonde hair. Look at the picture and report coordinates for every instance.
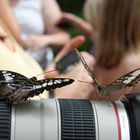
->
[84,0,140,68]
[83,0,102,31]
[96,0,140,68]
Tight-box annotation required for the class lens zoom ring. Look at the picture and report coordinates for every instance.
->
[59,99,95,140]
[0,101,11,140]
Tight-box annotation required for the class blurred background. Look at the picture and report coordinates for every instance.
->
[57,0,91,51]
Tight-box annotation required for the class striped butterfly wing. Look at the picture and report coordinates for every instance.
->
[100,68,140,96]
[8,78,74,104]
[0,70,28,82]
[0,70,74,104]
[0,71,41,103]
[7,83,35,104]
[39,78,74,91]
[0,70,29,98]
[75,48,101,91]
[0,70,38,103]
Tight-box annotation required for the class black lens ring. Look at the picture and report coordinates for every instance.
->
[0,101,11,140]
[59,99,96,140]
[125,94,140,140]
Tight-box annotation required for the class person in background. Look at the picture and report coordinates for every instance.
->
[0,18,49,99]
[55,0,102,54]
[10,0,70,69]
[50,0,140,100]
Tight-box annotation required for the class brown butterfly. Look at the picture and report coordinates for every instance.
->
[75,48,140,97]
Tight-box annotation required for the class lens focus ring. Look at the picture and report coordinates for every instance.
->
[59,99,96,140]
[0,101,11,140]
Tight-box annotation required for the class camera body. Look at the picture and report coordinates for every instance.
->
[0,94,140,140]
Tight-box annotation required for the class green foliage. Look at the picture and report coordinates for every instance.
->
[57,0,85,16]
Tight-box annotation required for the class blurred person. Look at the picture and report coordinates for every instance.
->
[56,0,102,54]
[10,0,70,69]
[0,17,77,100]
[49,0,140,100]
[0,18,48,99]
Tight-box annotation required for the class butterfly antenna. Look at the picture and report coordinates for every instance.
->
[75,48,101,90]
[78,80,95,85]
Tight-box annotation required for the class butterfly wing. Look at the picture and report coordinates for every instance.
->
[39,78,74,91]
[75,49,101,92]
[9,78,74,104]
[0,70,30,101]
[8,84,33,104]
[75,49,140,97]
[75,49,95,79]
[0,70,74,103]
[0,70,28,83]
[100,68,140,96]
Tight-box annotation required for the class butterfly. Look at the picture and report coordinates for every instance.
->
[75,48,140,97]
[0,70,74,104]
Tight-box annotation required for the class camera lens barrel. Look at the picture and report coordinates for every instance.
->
[91,100,130,140]
[0,97,140,140]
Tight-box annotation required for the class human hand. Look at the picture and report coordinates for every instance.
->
[56,12,93,36]
[54,35,85,63]
[45,35,85,78]
[45,35,97,99]
[53,51,96,99]
[57,12,79,25]
[22,34,49,50]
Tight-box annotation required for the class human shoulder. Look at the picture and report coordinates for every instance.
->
[94,52,140,85]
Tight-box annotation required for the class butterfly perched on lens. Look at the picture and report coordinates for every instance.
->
[75,48,140,98]
[0,70,74,104]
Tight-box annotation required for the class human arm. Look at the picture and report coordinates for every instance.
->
[42,0,93,36]
[0,0,21,43]
[40,0,70,46]
[42,0,63,33]
[22,0,70,50]
[56,12,93,37]
[0,24,15,52]
[22,32,70,50]
[45,35,96,99]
